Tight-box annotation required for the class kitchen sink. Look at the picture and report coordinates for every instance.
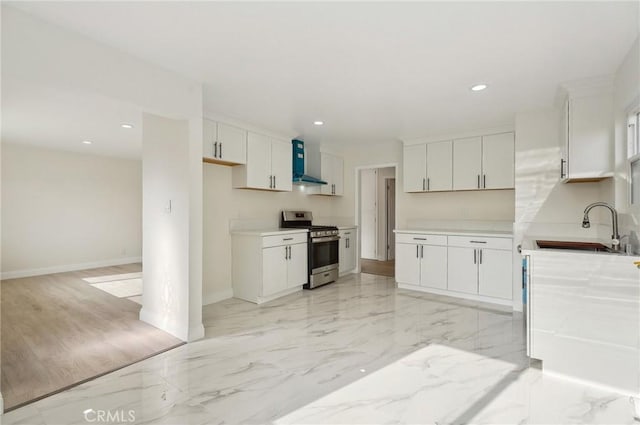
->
[536,240,614,252]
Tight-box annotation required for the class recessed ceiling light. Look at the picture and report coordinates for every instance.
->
[121,123,134,129]
[471,84,488,91]
[82,140,92,145]
[313,121,324,126]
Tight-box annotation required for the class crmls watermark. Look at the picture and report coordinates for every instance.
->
[83,408,136,423]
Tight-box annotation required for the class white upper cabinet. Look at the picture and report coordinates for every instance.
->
[482,133,514,189]
[452,133,514,191]
[305,147,344,196]
[403,144,427,192]
[319,153,344,196]
[453,137,483,190]
[202,119,247,165]
[561,91,613,182]
[426,141,453,191]
[233,132,292,191]
[271,140,293,192]
[403,141,452,192]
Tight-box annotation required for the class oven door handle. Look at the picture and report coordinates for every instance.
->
[311,236,340,243]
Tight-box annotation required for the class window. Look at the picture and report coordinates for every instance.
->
[629,110,640,205]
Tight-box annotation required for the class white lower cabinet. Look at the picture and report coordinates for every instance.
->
[338,227,357,275]
[232,231,308,304]
[395,234,447,290]
[396,231,513,306]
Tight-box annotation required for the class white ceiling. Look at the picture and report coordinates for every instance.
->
[4,1,639,155]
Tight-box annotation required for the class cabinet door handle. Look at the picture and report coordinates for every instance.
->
[285,246,288,260]
[477,175,480,189]
[420,245,424,258]
[423,178,426,191]
[482,174,486,188]
[479,249,483,265]
[214,142,218,158]
[473,249,477,264]
[416,245,419,258]
[219,142,223,158]
[427,178,430,191]
[269,175,273,188]
[560,158,566,179]
[274,175,276,188]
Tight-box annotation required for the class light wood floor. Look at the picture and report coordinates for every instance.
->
[360,259,395,277]
[1,263,183,411]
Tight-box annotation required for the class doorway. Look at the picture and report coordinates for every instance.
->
[358,166,396,277]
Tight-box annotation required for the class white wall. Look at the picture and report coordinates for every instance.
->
[1,143,142,278]
[141,113,203,341]
[202,164,335,305]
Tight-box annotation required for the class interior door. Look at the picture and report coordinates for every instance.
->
[482,133,514,189]
[386,178,396,260]
[452,137,482,190]
[360,169,377,259]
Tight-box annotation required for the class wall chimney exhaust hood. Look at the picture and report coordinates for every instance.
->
[292,139,327,185]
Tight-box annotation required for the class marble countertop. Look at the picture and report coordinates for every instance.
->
[230,228,308,236]
[337,225,357,230]
[394,228,513,237]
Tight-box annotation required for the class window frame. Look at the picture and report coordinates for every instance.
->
[628,105,640,210]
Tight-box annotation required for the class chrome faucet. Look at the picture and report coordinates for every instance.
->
[582,202,621,251]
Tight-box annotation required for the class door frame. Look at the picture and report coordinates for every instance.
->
[354,163,398,272]
[385,177,396,261]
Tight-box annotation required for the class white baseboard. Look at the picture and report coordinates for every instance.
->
[140,307,186,341]
[0,391,4,414]
[202,288,233,306]
[1,257,142,280]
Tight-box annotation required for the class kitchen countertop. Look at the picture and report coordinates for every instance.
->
[230,228,308,237]
[338,225,357,230]
[394,229,513,237]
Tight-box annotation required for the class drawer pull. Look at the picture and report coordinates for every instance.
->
[283,237,294,241]
[413,237,427,241]
[470,240,487,244]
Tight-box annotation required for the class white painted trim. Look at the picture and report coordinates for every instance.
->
[397,283,513,307]
[354,163,399,273]
[1,257,142,280]
[202,288,234,306]
[403,126,515,146]
[0,392,4,414]
[140,307,187,342]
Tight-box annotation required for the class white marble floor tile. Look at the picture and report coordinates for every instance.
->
[2,273,635,425]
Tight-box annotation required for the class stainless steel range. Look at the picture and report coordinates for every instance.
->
[280,211,339,289]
